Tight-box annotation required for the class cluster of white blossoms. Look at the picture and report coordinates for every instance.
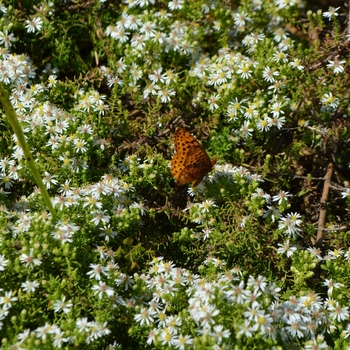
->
[132,257,349,349]
[184,164,303,240]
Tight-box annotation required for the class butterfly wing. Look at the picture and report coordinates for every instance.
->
[171,153,185,178]
[171,128,216,187]
[176,164,204,186]
[171,128,201,179]
[173,128,201,152]
[184,145,214,187]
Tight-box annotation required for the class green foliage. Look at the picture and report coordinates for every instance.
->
[0,0,350,349]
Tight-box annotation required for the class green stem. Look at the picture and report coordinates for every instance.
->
[0,83,56,221]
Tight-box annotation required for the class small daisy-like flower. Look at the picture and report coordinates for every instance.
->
[237,319,253,337]
[47,74,57,87]
[278,213,302,238]
[87,263,105,280]
[149,68,166,83]
[157,87,175,103]
[240,121,253,138]
[270,101,284,118]
[323,6,340,20]
[272,190,292,205]
[90,210,111,225]
[251,188,271,203]
[53,327,69,348]
[35,323,54,340]
[42,171,58,189]
[134,307,154,326]
[307,246,322,260]
[237,62,252,79]
[328,302,349,322]
[272,51,288,63]
[267,115,285,129]
[0,174,13,189]
[322,278,343,296]
[262,66,279,83]
[99,224,117,241]
[91,281,115,299]
[277,240,297,257]
[21,280,40,293]
[0,255,9,271]
[73,138,88,153]
[208,93,220,111]
[25,17,43,33]
[285,319,306,338]
[18,328,31,342]
[53,296,73,314]
[129,63,143,82]
[76,317,90,333]
[19,248,42,269]
[0,30,16,48]
[168,0,184,10]
[173,334,193,349]
[199,199,217,213]
[326,59,346,74]
[159,328,177,346]
[328,248,344,259]
[234,11,251,27]
[139,21,157,39]
[321,92,339,109]
[256,116,270,132]
[146,328,159,345]
[343,324,350,339]
[0,291,18,309]
[136,0,156,7]
[248,275,267,294]
[211,324,231,343]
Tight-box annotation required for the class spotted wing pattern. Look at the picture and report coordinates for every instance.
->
[171,128,216,187]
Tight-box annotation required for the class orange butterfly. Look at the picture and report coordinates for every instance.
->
[171,128,216,188]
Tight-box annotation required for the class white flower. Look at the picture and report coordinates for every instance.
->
[321,92,339,109]
[240,121,253,138]
[91,281,114,299]
[25,17,43,33]
[272,190,292,205]
[322,278,343,296]
[0,291,18,309]
[76,317,90,333]
[277,240,297,257]
[35,323,54,340]
[208,93,220,111]
[53,296,73,313]
[262,66,279,83]
[19,248,42,269]
[157,87,175,103]
[326,59,346,74]
[323,7,340,20]
[328,302,349,321]
[289,58,304,70]
[0,255,9,271]
[134,307,154,326]
[0,30,16,48]
[21,280,39,293]
[237,62,252,79]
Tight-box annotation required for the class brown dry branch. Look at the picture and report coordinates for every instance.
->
[316,163,334,244]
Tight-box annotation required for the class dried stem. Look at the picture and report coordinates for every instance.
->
[316,163,334,244]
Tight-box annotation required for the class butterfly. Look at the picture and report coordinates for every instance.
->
[171,128,216,188]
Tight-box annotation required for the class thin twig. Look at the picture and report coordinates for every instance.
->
[293,175,349,192]
[316,163,334,243]
[317,226,350,232]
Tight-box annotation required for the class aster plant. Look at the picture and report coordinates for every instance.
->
[0,0,349,349]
